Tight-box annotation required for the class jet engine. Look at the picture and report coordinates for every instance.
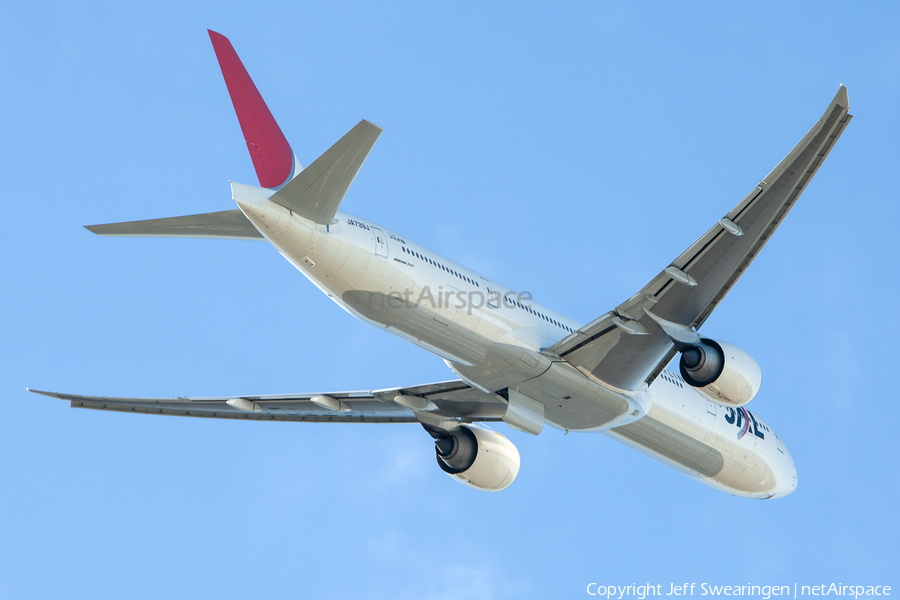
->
[433,425,520,492]
[678,339,762,407]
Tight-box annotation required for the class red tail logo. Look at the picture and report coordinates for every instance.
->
[208,30,295,189]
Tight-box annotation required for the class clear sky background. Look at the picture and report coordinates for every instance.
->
[2,2,898,598]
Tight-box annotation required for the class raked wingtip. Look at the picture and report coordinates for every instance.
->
[835,84,849,109]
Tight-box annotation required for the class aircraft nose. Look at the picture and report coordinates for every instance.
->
[770,443,798,499]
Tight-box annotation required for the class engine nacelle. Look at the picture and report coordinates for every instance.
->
[678,339,762,407]
[434,425,520,492]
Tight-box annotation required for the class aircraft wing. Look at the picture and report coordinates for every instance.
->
[28,380,506,424]
[548,86,852,392]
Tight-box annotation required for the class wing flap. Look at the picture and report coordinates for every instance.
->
[85,209,264,240]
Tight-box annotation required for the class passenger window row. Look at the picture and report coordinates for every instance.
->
[401,246,575,334]
[504,296,574,334]
[401,246,479,287]
[660,370,684,388]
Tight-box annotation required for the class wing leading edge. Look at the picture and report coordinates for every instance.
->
[549,86,852,392]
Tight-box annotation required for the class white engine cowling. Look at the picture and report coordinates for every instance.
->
[434,425,520,492]
[678,339,762,407]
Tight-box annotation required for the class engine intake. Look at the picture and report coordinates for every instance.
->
[680,340,726,387]
[434,425,520,492]
[678,339,761,407]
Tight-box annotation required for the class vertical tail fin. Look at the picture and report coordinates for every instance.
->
[208,30,298,189]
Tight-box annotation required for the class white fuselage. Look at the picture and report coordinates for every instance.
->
[233,184,798,499]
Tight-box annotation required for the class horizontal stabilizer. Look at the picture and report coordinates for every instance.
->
[86,209,263,239]
[269,120,382,224]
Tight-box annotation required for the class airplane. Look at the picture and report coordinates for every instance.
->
[29,31,852,499]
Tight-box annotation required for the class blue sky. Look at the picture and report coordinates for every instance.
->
[2,2,898,598]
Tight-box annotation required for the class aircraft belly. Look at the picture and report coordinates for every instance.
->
[516,361,632,431]
[252,204,569,376]
[307,236,533,366]
[610,412,726,478]
[340,287,491,360]
[607,390,780,497]
[267,207,779,496]
[450,339,551,393]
